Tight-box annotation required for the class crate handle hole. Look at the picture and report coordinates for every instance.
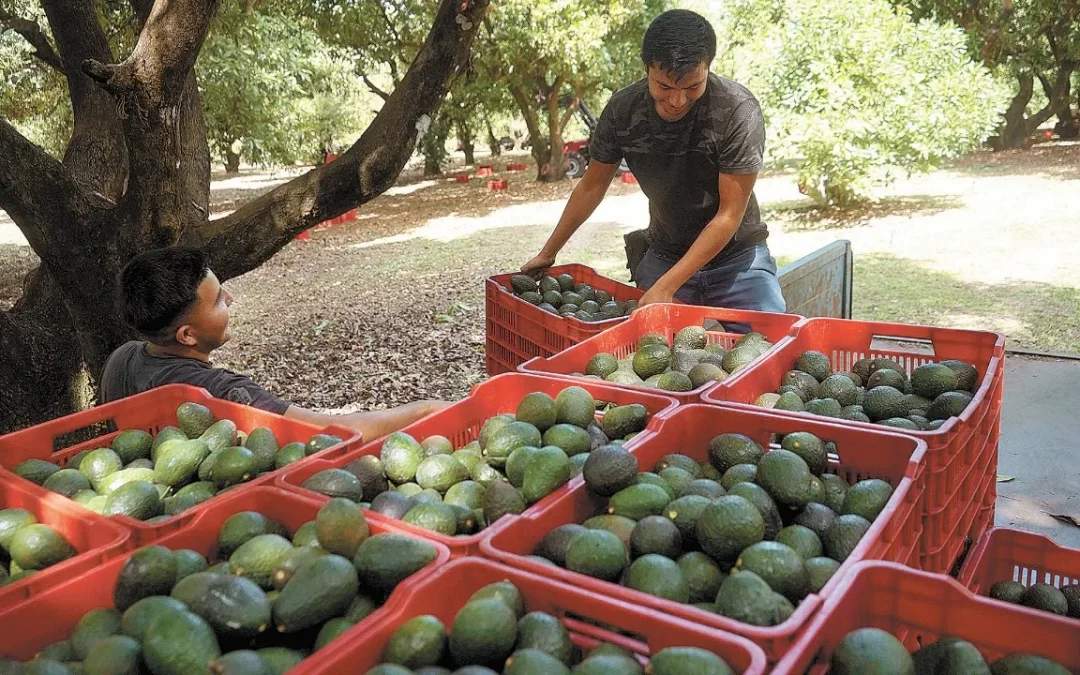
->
[869,335,936,356]
[53,420,116,453]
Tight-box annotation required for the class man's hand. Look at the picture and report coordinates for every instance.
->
[521,253,556,280]
[638,284,675,308]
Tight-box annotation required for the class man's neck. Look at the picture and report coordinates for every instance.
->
[145,341,212,363]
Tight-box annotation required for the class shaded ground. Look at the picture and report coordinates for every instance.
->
[2,145,1079,412]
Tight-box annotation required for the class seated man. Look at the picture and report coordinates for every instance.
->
[100,246,448,439]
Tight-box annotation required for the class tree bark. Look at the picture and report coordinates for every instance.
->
[40,0,129,201]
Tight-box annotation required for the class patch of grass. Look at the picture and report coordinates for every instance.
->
[854,253,1080,353]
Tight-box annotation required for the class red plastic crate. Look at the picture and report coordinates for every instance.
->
[771,561,1080,674]
[521,303,804,404]
[485,263,644,375]
[0,486,449,663]
[704,318,1004,523]
[958,527,1080,614]
[920,461,997,575]
[921,425,998,555]
[482,404,925,661]
[277,373,678,556]
[0,384,359,545]
[308,557,768,675]
[0,473,131,609]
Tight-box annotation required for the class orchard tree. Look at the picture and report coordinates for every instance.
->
[0,0,489,433]
[198,6,375,172]
[715,0,1008,205]
[898,0,1080,148]
[306,0,458,175]
[481,0,665,181]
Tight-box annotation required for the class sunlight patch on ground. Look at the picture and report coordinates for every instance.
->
[384,180,438,196]
[350,192,650,250]
[209,168,307,194]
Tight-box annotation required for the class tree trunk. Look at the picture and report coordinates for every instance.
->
[225,147,241,173]
[486,122,501,157]
[457,120,475,166]
[544,89,568,182]
[998,67,1077,149]
[225,150,241,173]
[508,83,551,181]
[0,0,490,433]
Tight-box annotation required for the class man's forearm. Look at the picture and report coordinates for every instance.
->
[339,401,439,441]
[651,214,742,293]
[284,401,440,441]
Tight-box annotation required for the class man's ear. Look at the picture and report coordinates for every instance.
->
[174,323,198,347]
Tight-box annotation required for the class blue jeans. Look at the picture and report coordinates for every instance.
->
[635,243,786,329]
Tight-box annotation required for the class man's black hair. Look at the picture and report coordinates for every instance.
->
[118,246,210,344]
[641,9,717,80]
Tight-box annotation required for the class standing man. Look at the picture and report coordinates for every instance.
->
[521,9,784,313]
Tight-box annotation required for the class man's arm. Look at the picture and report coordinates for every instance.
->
[521,160,620,278]
[638,171,757,306]
[284,400,450,440]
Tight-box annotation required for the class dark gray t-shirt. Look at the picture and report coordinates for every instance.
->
[99,341,291,414]
[589,73,768,263]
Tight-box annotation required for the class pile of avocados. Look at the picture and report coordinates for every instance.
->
[300,386,651,537]
[530,430,895,627]
[0,508,76,587]
[11,402,341,523]
[365,579,736,674]
[577,327,772,392]
[759,351,980,430]
[830,627,1072,675]
[505,273,637,323]
[0,498,438,675]
[987,579,1080,619]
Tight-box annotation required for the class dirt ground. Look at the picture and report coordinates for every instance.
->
[2,144,1078,412]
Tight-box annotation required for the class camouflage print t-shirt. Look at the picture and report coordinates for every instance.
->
[589,73,768,264]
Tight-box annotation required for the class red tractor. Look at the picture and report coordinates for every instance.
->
[561,97,629,178]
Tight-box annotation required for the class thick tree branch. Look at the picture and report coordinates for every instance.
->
[363,74,391,101]
[0,9,64,72]
[0,120,89,262]
[202,0,491,281]
[559,95,578,134]
[83,0,222,109]
[40,0,128,199]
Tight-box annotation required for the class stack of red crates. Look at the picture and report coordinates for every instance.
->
[704,317,1005,573]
